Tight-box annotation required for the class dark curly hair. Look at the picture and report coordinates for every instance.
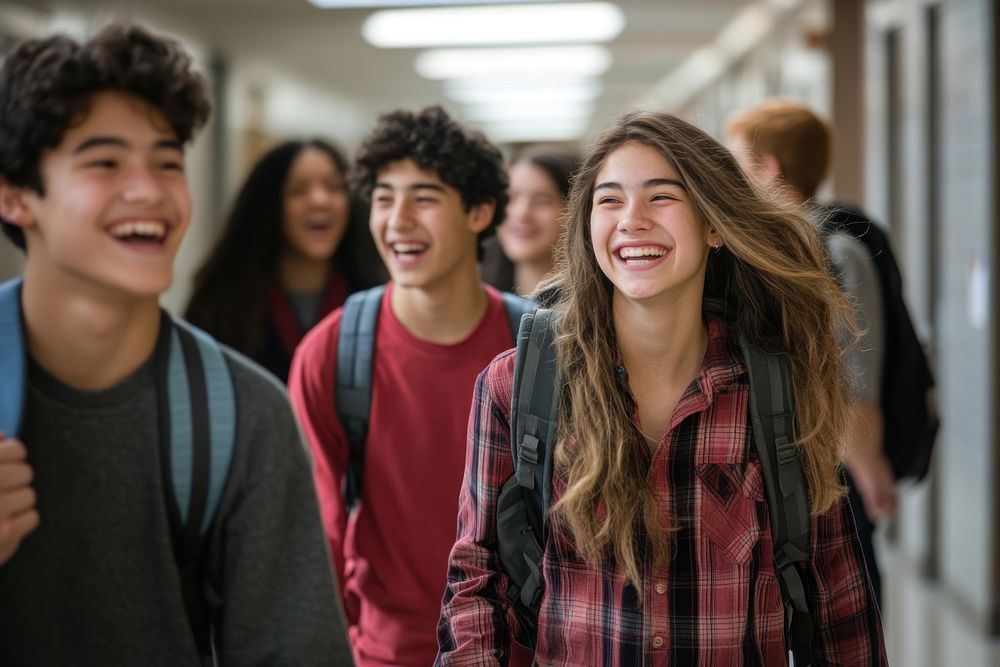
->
[0,23,211,249]
[351,105,508,258]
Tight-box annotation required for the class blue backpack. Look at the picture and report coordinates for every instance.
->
[333,284,535,509]
[0,277,236,658]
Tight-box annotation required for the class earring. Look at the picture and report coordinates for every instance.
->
[712,241,722,249]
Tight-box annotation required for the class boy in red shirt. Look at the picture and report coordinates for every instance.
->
[289,106,526,667]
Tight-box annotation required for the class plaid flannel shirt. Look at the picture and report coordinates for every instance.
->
[437,320,888,666]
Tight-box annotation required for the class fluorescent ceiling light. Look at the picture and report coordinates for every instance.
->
[479,118,588,143]
[715,5,775,59]
[462,103,593,124]
[312,0,549,7]
[637,0,805,111]
[362,2,625,48]
[637,45,727,111]
[685,47,727,80]
[444,79,603,106]
[416,45,611,80]
[763,0,802,9]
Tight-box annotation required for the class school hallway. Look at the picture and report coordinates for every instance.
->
[1,0,999,664]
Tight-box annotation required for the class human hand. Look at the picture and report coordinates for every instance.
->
[0,435,39,566]
[841,402,897,520]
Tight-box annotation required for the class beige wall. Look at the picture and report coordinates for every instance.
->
[864,0,999,664]
[0,3,374,312]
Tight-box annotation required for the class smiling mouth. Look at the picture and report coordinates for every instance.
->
[616,245,669,264]
[389,241,429,257]
[508,228,542,241]
[107,220,169,246]
[304,218,335,232]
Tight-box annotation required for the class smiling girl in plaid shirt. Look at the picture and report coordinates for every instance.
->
[436,111,888,666]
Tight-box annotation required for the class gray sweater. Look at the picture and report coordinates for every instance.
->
[0,339,354,666]
[827,230,885,404]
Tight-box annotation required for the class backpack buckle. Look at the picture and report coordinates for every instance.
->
[517,434,539,489]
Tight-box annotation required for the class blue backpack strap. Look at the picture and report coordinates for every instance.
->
[500,291,535,342]
[335,285,385,510]
[168,318,237,535]
[156,314,237,657]
[0,278,26,438]
[737,333,813,666]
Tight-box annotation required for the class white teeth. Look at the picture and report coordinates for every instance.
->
[110,221,166,239]
[136,222,165,238]
[619,246,666,259]
[392,242,427,254]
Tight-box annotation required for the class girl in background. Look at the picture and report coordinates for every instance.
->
[438,111,886,665]
[481,146,577,296]
[186,139,385,381]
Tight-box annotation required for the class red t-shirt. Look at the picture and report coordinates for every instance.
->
[289,283,516,667]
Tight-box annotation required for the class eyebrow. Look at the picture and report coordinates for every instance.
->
[594,177,687,193]
[72,136,183,155]
[373,181,447,194]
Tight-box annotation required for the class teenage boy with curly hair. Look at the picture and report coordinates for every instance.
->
[289,106,529,667]
[0,24,352,664]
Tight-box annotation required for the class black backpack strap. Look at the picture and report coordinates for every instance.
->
[157,315,237,659]
[737,334,813,666]
[500,291,535,342]
[496,307,560,646]
[335,285,385,510]
[511,308,560,523]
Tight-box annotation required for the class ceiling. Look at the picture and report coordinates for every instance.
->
[21,0,776,144]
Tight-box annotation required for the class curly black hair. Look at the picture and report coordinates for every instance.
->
[0,23,211,249]
[351,106,508,257]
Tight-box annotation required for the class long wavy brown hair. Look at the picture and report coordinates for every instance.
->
[546,110,855,590]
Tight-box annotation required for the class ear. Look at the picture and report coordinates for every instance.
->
[466,200,496,235]
[0,179,37,229]
[761,153,784,185]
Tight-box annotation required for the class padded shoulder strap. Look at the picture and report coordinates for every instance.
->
[166,318,238,536]
[501,291,535,342]
[737,333,813,666]
[0,278,26,438]
[335,285,385,510]
[510,308,560,539]
[157,315,237,657]
[495,307,562,638]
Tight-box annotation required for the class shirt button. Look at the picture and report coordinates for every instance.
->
[652,636,665,649]
[655,582,666,595]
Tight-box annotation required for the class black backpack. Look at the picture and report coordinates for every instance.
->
[497,308,816,666]
[334,285,535,509]
[818,204,940,481]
